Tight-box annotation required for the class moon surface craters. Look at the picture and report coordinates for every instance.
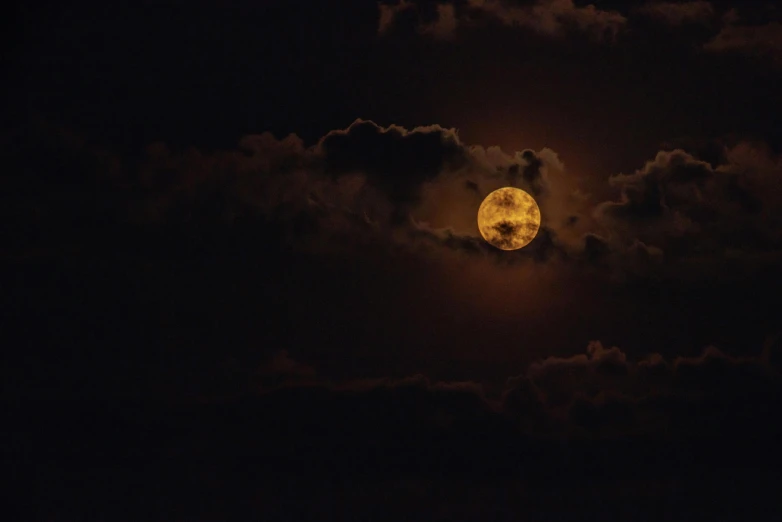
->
[477,187,541,251]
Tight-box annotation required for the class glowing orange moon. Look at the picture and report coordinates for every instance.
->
[477,187,541,250]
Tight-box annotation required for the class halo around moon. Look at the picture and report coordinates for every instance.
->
[477,187,541,250]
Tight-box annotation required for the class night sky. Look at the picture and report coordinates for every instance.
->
[4,1,782,520]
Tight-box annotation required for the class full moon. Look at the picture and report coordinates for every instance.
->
[477,187,541,250]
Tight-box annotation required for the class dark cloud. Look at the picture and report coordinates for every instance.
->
[599,150,712,221]
[593,145,782,266]
[6,117,781,281]
[500,375,547,417]
[671,345,776,396]
[24,337,776,461]
[220,337,782,448]
[407,220,568,267]
[704,18,782,62]
[519,341,632,408]
[0,118,567,273]
[155,120,564,255]
[255,350,318,389]
[637,352,669,377]
[583,233,610,262]
[420,2,459,40]
[15,384,780,520]
[378,0,417,35]
[407,223,490,255]
[464,179,480,193]
[131,121,567,260]
[637,1,715,26]
[508,149,547,195]
[493,337,782,443]
[516,339,777,401]
[318,119,469,208]
[377,0,627,41]
[567,391,637,432]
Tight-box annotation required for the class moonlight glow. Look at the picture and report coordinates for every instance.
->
[477,187,541,250]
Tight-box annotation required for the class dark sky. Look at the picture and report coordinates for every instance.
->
[4,1,782,520]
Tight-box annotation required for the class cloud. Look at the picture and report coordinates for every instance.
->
[378,0,416,35]
[489,0,628,40]
[261,372,498,448]
[241,337,782,445]
[407,219,568,266]
[567,390,637,432]
[14,360,782,521]
[519,339,778,403]
[593,144,782,268]
[317,119,469,209]
[704,18,782,62]
[217,332,782,451]
[3,117,579,270]
[377,0,627,41]
[261,350,316,377]
[420,3,459,40]
[521,341,635,408]
[638,1,715,26]
[500,337,782,439]
[671,345,776,396]
[599,150,713,223]
[9,117,781,281]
